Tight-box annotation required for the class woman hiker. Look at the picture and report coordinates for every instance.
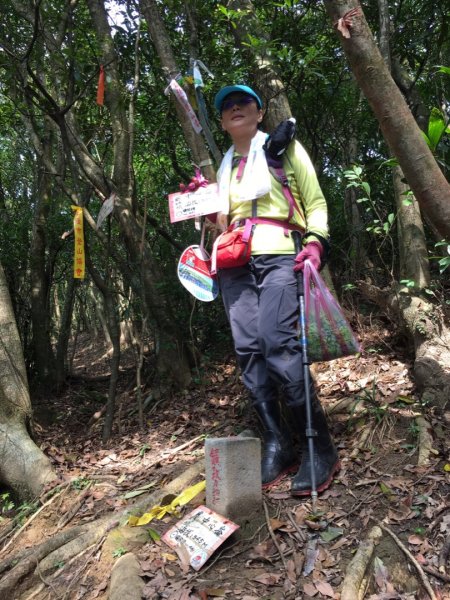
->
[212,84,340,496]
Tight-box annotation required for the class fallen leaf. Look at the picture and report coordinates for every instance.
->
[287,559,296,583]
[303,582,318,596]
[269,518,287,531]
[315,580,335,598]
[267,491,291,500]
[374,556,390,592]
[252,573,282,585]
[408,534,423,545]
[162,552,178,562]
[148,528,161,542]
[305,519,325,531]
[330,536,351,551]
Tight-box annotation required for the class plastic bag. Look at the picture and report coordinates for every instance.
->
[304,261,361,362]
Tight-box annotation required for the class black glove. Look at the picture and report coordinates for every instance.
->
[263,117,297,160]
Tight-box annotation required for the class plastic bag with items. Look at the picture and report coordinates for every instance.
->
[304,261,361,362]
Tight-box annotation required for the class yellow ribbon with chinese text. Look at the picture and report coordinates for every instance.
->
[72,206,85,279]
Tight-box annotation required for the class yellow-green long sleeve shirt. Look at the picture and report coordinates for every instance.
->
[228,140,329,254]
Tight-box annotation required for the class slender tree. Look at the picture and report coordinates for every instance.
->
[322,0,450,240]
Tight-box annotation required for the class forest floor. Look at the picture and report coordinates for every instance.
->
[1,324,449,600]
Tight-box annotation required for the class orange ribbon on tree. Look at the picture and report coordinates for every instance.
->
[97,64,105,106]
[72,206,85,279]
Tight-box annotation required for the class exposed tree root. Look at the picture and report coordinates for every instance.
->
[340,525,382,600]
[416,416,434,466]
[0,459,205,597]
[37,519,114,576]
[376,521,438,600]
[0,524,87,596]
[56,483,92,530]
[109,552,144,600]
[439,534,450,573]
[327,396,366,416]
[2,486,68,554]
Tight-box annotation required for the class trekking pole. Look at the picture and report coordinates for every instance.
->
[293,233,318,513]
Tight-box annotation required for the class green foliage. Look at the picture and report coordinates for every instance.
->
[71,477,91,491]
[343,165,396,238]
[421,108,449,151]
[112,547,128,558]
[433,241,450,273]
[0,492,14,513]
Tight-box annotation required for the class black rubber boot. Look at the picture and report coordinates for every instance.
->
[252,391,297,487]
[284,383,340,496]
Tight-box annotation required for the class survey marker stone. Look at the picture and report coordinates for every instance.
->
[205,437,262,524]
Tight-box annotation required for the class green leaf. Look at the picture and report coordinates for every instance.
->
[123,481,157,500]
[361,181,371,195]
[320,526,343,543]
[436,65,450,75]
[427,108,447,150]
[397,395,415,404]
[379,157,399,168]
[379,482,394,496]
[421,131,432,149]
[148,528,161,542]
[387,213,395,225]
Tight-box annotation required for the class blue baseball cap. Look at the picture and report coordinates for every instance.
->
[214,85,262,112]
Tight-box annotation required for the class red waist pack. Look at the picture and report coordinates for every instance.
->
[214,227,252,269]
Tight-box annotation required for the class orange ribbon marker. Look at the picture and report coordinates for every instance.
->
[72,206,85,279]
[97,64,105,106]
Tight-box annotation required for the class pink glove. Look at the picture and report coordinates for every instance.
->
[293,241,323,272]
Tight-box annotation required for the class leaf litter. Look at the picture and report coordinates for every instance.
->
[1,329,449,599]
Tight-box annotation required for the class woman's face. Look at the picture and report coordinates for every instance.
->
[220,93,263,139]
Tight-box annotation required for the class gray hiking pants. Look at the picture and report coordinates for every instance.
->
[218,254,308,403]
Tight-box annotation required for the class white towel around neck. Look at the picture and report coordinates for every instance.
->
[217,130,271,215]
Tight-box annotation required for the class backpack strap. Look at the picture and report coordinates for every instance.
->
[268,164,298,221]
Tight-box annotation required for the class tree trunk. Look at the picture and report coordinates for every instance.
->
[343,127,372,281]
[226,0,292,130]
[0,262,56,499]
[55,277,77,390]
[83,0,193,388]
[29,121,56,390]
[393,167,430,287]
[377,0,444,406]
[140,0,217,180]
[353,0,446,410]
[85,246,121,443]
[376,0,429,288]
[323,0,450,240]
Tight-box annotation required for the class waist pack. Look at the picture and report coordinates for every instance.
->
[214,226,252,270]
[211,218,305,274]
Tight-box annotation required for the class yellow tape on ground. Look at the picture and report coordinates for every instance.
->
[128,480,206,527]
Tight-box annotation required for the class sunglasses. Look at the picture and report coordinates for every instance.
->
[221,95,256,112]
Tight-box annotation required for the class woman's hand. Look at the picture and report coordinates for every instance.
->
[293,241,322,271]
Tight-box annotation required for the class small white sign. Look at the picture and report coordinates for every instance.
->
[168,183,219,223]
[162,505,239,571]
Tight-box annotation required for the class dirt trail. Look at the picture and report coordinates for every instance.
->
[0,332,449,599]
